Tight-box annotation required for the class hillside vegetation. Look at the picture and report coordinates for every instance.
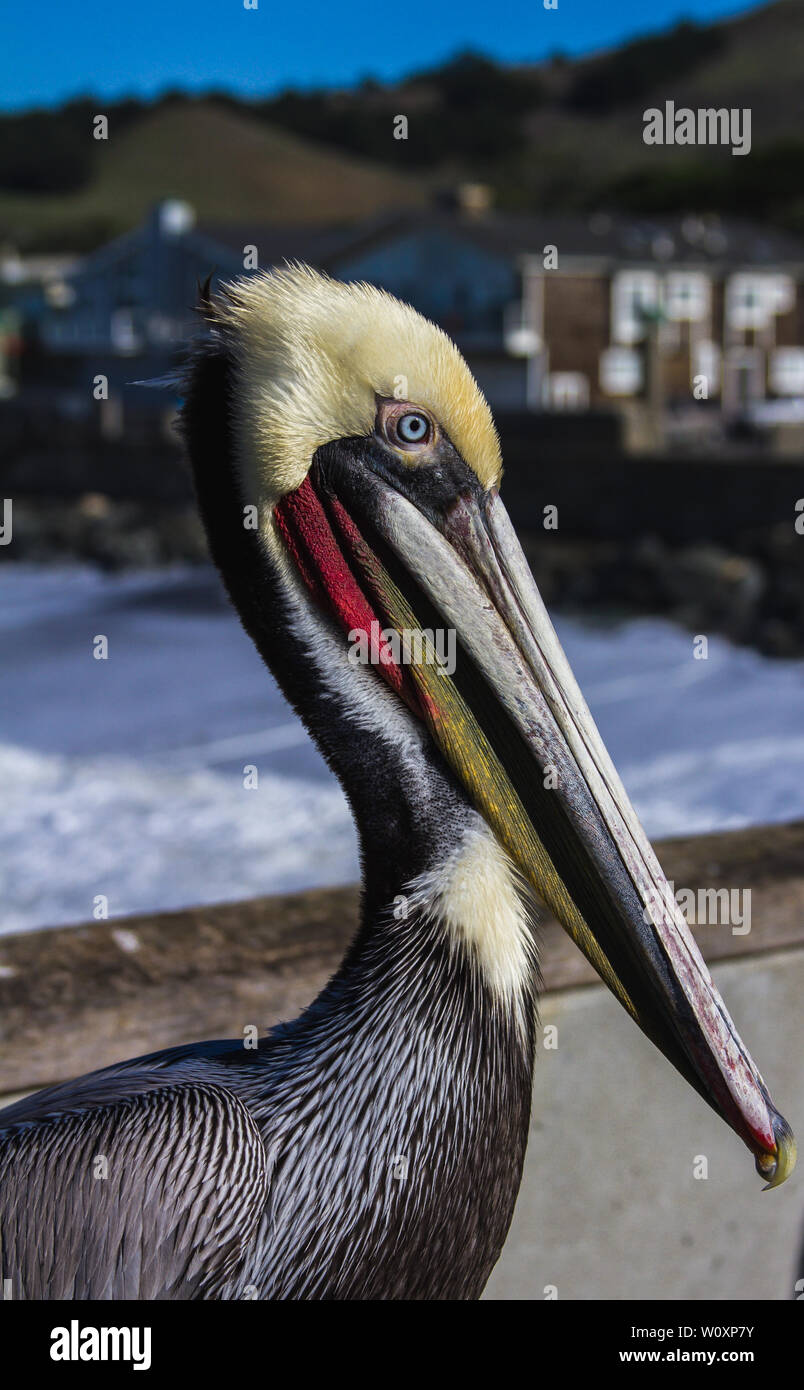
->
[1,0,802,250]
[0,102,427,251]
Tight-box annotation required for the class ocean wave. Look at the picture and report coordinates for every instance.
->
[0,743,356,934]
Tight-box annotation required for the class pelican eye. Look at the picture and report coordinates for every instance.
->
[395,412,431,446]
[376,398,436,453]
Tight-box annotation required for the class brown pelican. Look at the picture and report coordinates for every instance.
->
[0,266,795,1300]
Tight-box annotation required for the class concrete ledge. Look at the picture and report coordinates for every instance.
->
[1,819,803,1097]
[487,945,804,1300]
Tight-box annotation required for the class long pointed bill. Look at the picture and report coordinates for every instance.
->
[275,462,795,1189]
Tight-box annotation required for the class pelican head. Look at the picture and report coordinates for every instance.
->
[182,264,794,1189]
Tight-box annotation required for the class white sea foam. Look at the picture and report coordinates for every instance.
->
[1,566,802,933]
[0,741,355,934]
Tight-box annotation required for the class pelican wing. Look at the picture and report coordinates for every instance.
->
[0,1076,269,1299]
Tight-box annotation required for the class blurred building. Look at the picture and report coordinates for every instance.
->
[323,203,804,450]
[2,202,243,405]
[6,196,804,451]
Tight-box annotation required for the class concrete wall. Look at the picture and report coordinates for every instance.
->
[2,821,802,1301]
[487,947,804,1300]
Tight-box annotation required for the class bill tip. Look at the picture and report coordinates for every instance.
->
[756,1113,797,1190]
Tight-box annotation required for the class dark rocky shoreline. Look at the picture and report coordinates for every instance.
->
[521,525,804,659]
[2,494,803,659]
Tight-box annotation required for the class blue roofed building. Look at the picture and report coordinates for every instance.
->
[8,194,804,452]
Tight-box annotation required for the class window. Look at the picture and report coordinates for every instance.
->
[726,274,794,331]
[665,273,710,323]
[110,309,140,354]
[544,372,589,410]
[503,301,540,357]
[600,346,642,396]
[770,348,804,396]
[611,271,659,345]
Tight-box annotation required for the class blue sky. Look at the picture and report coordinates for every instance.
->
[1,0,764,111]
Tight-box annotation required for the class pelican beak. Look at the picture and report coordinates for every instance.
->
[278,457,795,1189]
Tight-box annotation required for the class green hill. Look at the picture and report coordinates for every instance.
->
[499,0,804,222]
[0,102,429,251]
[2,0,803,250]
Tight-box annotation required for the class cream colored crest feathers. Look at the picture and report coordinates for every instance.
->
[208,263,502,502]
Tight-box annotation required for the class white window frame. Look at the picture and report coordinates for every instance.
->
[600,346,643,396]
[726,273,794,331]
[664,272,710,323]
[611,271,659,345]
[110,308,140,354]
[770,347,804,397]
[544,372,589,411]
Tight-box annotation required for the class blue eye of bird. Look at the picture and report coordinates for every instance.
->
[397,412,430,444]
